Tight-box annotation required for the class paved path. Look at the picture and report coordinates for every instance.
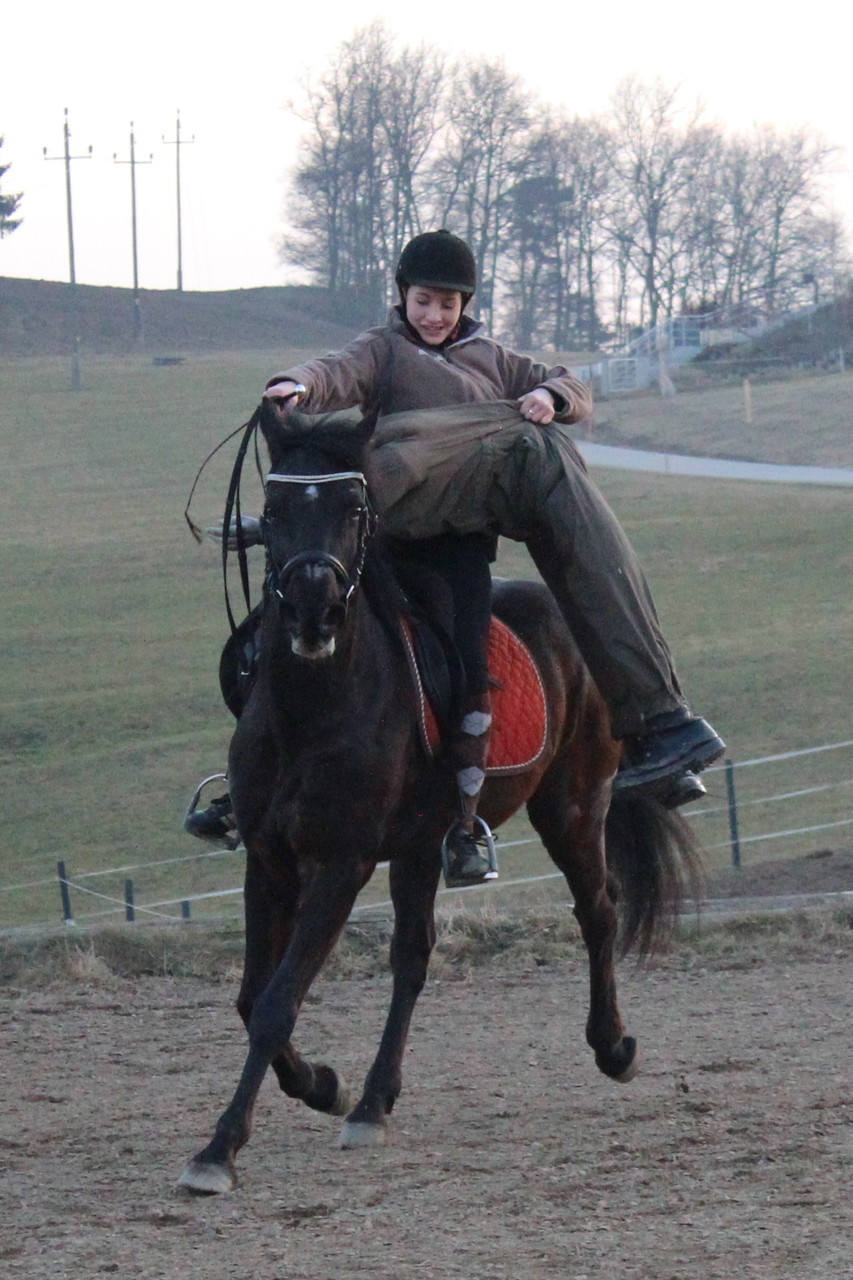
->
[576,441,853,486]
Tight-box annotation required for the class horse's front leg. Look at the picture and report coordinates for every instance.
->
[340,849,442,1148]
[178,857,369,1193]
[233,853,352,1118]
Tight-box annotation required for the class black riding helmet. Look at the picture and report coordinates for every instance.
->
[395,230,477,304]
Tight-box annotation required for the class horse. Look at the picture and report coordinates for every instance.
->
[178,405,703,1193]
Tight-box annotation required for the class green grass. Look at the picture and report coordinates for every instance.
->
[1,353,851,930]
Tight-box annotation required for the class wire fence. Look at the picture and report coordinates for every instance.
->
[3,738,852,936]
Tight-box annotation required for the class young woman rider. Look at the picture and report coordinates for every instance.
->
[187,231,724,882]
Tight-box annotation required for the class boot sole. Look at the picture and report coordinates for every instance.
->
[612,734,725,792]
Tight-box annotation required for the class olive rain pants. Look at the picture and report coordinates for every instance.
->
[368,402,686,739]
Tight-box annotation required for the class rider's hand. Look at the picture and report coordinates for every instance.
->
[517,387,556,425]
[263,380,304,418]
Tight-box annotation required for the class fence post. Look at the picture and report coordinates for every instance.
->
[725,758,741,868]
[124,878,135,922]
[181,899,191,921]
[57,860,75,927]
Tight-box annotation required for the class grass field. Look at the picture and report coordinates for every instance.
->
[1,353,851,931]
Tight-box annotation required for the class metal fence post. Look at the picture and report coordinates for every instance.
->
[725,758,741,868]
[57,860,75,927]
[124,878,135,922]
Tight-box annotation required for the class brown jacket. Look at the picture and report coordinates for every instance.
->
[270,308,592,423]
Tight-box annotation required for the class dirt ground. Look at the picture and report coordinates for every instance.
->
[1,856,851,1280]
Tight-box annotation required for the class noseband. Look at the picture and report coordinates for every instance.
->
[263,470,374,606]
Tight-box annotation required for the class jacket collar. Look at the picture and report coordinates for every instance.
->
[389,306,485,350]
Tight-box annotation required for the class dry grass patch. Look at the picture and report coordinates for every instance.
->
[3,903,850,993]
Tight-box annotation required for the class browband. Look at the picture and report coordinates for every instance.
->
[266,471,366,485]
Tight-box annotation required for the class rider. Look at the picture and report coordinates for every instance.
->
[187,230,724,877]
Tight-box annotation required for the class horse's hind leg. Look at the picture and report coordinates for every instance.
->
[528,776,638,1084]
[340,852,442,1148]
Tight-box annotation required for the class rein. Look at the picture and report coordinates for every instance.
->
[183,405,267,635]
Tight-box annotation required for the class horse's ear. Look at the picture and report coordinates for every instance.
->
[258,400,312,470]
[258,399,283,466]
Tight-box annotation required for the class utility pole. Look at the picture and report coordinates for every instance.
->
[162,110,194,292]
[43,108,92,389]
[114,123,153,342]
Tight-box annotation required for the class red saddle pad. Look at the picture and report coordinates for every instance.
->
[402,616,548,776]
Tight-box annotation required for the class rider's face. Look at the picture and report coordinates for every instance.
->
[404,286,463,346]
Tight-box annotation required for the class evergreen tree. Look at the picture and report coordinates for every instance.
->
[0,136,23,238]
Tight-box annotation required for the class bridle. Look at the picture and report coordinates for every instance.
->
[182,396,376,637]
[262,470,376,608]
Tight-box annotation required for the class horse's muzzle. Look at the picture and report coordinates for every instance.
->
[274,561,349,660]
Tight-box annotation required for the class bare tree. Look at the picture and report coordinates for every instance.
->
[429,59,531,329]
[282,24,445,315]
[606,78,706,330]
[281,32,849,349]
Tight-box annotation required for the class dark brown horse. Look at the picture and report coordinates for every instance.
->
[178,407,702,1193]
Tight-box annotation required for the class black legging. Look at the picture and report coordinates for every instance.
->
[386,533,494,696]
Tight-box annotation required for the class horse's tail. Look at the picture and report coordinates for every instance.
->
[604,792,705,957]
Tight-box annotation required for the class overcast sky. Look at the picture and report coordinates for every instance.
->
[2,0,851,293]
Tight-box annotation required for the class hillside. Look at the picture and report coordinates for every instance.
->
[0,276,377,356]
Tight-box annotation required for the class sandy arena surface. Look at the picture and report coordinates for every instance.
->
[1,857,851,1279]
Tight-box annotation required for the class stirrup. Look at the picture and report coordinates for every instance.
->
[183,773,240,850]
[441,816,499,889]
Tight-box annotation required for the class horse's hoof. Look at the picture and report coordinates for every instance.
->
[178,1157,237,1194]
[596,1035,639,1083]
[338,1119,386,1149]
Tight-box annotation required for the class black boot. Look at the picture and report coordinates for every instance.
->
[184,776,239,848]
[613,710,724,795]
[441,816,498,888]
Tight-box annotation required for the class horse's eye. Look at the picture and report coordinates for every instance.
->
[348,506,365,521]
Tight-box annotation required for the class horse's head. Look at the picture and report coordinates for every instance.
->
[259,405,376,660]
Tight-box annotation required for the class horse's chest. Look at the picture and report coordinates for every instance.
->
[271,744,400,841]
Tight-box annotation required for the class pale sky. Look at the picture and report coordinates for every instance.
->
[2,0,851,293]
